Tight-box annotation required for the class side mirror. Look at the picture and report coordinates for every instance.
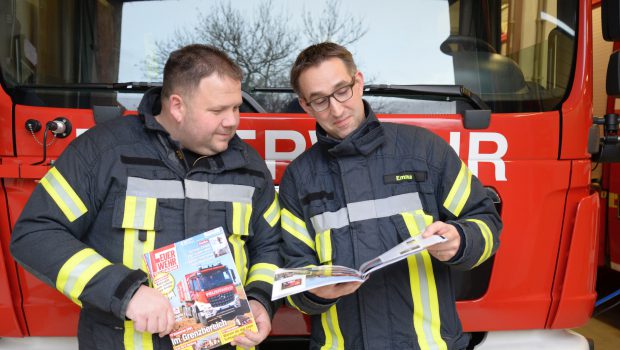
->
[602,0,620,41]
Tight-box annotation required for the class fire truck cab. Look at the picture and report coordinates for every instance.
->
[0,0,619,349]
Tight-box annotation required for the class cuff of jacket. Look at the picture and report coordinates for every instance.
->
[111,268,148,320]
[290,291,338,315]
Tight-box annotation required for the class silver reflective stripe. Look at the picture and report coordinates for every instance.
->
[130,197,147,229]
[347,192,423,222]
[185,179,255,203]
[415,253,439,350]
[44,171,85,220]
[60,253,101,297]
[126,177,184,198]
[310,193,424,232]
[311,207,349,232]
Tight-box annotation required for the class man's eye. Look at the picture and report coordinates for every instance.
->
[335,86,349,95]
[313,97,328,105]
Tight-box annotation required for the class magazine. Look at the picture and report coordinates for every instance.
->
[271,234,447,300]
[144,227,257,350]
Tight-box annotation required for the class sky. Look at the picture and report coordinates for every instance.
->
[117,0,455,86]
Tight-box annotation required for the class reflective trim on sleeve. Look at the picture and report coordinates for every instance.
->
[232,202,253,236]
[320,304,344,350]
[315,230,333,264]
[40,167,88,222]
[311,207,349,232]
[124,319,153,350]
[281,209,315,250]
[122,196,157,231]
[56,248,112,307]
[347,192,423,222]
[229,234,248,284]
[286,295,307,314]
[466,219,494,267]
[263,194,281,227]
[185,179,255,203]
[123,229,156,273]
[126,177,184,198]
[246,263,278,285]
[443,162,472,217]
[401,212,447,350]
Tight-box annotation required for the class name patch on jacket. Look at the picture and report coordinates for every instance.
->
[383,171,427,184]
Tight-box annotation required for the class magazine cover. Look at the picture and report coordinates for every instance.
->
[144,227,257,350]
[272,234,446,300]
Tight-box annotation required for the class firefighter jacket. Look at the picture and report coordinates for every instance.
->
[279,102,502,350]
[10,87,282,350]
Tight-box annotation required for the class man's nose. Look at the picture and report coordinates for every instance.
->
[329,96,345,116]
[222,110,239,128]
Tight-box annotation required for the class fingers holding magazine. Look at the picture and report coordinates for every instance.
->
[422,221,461,261]
[309,281,363,299]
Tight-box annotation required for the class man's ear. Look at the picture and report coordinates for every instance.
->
[298,97,314,116]
[168,94,184,123]
[355,71,365,95]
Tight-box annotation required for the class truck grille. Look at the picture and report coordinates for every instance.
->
[209,291,234,307]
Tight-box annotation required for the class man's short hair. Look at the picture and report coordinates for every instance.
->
[161,44,243,100]
[290,42,357,95]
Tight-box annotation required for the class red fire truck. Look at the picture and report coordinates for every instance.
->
[0,0,618,349]
[178,264,242,325]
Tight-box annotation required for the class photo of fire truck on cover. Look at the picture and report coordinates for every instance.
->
[144,227,256,350]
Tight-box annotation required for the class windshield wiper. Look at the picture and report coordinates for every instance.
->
[363,84,490,110]
[253,84,489,110]
[17,82,162,91]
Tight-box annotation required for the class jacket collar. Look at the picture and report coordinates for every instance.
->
[316,100,385,157]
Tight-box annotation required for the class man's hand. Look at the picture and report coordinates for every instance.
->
[231,300,271,349]
[125,285,175,337]
[309,281,362,300]
[421,221,461,261]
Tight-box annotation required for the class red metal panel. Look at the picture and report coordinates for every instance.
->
[0,181,26,336]
[0,86,13,157]
[549,192,600,328]
[561,0,593,159]
[14,105,95,158]
[4,178,79,336]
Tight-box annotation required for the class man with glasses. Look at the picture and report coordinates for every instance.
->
[278,42,502,349]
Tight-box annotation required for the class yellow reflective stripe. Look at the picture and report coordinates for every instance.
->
[403,213,446,350]
[282,209,315,250]
[237,347,255,350]
[41,167,87,222]
[233,202,253,236]
[123,229,156,273]
[229,234,248,284]
[286,295,307,314]
[122,196,157,230]
[263,194,281,227]
[122,196,137,229]
[320,304,344,350]
[443,162,472,217]
[124,320,153,350]
[315,230,332,264]
[246,263,278,285]
[467,219,494,267]
[56,248,111,306]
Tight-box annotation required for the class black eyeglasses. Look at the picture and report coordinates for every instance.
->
[306,77,356,112]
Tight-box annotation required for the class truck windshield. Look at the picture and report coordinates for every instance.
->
[0,0,576,113]
[195,270,232,290]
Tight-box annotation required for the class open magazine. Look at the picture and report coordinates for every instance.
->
[144,227,257,350]
[271,234,447,300]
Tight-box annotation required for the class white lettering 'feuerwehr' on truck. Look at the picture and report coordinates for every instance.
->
[449,132,508,181]
[240,130,508,182]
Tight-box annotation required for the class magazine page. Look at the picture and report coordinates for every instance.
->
[359,234,447,276]
[271,265,364,301]
[144,227,257,350]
